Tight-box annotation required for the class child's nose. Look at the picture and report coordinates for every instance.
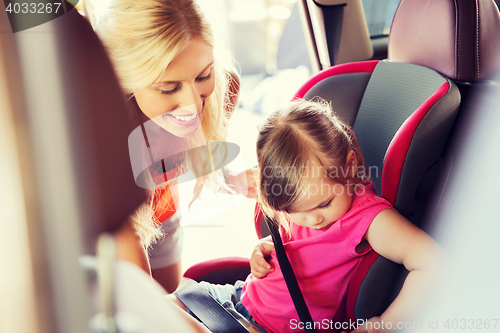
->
[313,214,324,225]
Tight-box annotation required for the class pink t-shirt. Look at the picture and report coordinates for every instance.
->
[241,182,394,333]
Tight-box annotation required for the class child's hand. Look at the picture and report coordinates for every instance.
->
[250,237,275,278]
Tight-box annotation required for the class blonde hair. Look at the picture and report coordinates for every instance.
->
[257,99,369,231]
[91,0,229,143]
[89,0,234,246]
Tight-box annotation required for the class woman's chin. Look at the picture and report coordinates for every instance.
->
[168,124,202,137]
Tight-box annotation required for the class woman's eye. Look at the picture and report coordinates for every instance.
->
[160,84,181,95]
[195,72,211,82]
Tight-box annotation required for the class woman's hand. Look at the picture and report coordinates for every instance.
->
[250,236,275,278]
[227,166,258,199]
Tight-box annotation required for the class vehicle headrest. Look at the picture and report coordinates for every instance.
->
[388,0,500,82]
[54,10,148,239]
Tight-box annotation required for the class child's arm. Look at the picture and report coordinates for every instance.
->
[250,235,275,278]
[352,209,445,333]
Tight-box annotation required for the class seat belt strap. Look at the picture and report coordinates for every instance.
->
[174,278,249,333]
[265,217,318,333]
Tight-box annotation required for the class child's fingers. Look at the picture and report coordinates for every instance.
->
[250,261,269,278]
[251,252,273,271]
[250,254,274,278]
[249,238,276,278]
[251,264,273,278]
[260,241,275,255]
[257,255,274,271]
[251,266,268,278]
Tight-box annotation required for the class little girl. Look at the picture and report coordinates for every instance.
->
[173,99,443,333]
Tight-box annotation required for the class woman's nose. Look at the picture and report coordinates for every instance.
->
[178,83,202,111]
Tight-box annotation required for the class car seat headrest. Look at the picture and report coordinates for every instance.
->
[54,11,148,239]
[388,0,500,82]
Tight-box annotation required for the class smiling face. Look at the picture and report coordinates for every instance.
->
[287,175,354,230]
[134,39,215,137]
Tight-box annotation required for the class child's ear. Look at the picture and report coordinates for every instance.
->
[345,150,358,178]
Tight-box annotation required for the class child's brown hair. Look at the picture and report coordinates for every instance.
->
[257,99,369,228]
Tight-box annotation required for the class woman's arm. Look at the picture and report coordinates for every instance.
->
[152,261,182,293]
[166,294,213,333]
[353,209,446,332]
[114,220,151,275]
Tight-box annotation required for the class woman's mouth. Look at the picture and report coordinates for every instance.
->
[170,113,197,121]
[167,112,200,126]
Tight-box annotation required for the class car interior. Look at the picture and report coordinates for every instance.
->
[183,0,500,326]
[1,0,500,332]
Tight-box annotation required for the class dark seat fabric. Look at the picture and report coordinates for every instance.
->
[54,10,147,239]
[389,0,500,83]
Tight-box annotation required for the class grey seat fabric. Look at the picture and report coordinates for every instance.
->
[353,61,448,197]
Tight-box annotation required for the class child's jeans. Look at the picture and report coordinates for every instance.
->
[191,280,267,333]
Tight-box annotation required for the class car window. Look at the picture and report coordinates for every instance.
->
[362,0,401,37]
[181,0,310,269]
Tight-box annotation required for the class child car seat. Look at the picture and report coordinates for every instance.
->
[184,0,500,329]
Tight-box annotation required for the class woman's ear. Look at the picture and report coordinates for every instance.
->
[345,150,358,178]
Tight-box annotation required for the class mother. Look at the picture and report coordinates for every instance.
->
[89,0,250,293]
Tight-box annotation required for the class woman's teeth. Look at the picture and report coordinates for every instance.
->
[170,113,197,121]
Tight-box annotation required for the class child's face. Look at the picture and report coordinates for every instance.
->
[287,176,354,230]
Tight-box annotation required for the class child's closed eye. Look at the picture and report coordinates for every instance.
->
[318,197,334,209]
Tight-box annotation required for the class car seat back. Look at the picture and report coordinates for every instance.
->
[1,7,149,332]
[53,10,148,239]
